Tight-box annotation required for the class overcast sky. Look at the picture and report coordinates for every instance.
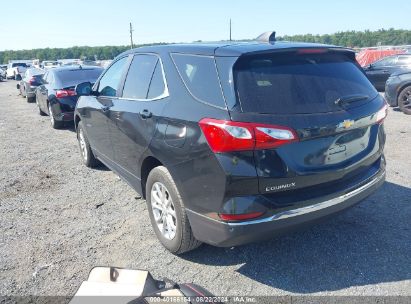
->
[1,0,410,51]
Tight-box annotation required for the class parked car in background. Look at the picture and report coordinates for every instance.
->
[385,70,411,115]
[0,67,5,81]
[74,37,387,254]
[42,61,59,70]
[6,62,29,80]
[17,68,45,102]
[36,66,103,128]
[363,54,411,91]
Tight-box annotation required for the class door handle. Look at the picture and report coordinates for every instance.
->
[139,109,152,119]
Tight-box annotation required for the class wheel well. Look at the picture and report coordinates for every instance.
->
[141,156,163,199]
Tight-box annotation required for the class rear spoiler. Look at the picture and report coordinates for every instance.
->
[235,47,356,62]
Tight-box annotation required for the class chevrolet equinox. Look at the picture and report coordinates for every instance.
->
[74,32,387,254]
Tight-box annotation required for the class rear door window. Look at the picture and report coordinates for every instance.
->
[147,61,167,99]
[122,54,158,99]
[171,54,226,108]
[233,52,378,114]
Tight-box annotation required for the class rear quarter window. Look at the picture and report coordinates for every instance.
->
[234,52,378,114]
[171,53,226,108]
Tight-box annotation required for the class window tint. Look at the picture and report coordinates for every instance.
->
[45,72,54,84]
[12,63,28,68]
[57,68,103,86]
[373,56,396,67]
[171,54,225,108]
[42,72,48,83]
[147,61,166,99]
[98,57,128,97]
[397,56,411,65]
[122,55,158,99]
[234,53,378,114]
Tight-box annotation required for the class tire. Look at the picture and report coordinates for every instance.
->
[146,166,202,254]
[48,102,63,129]
[77,121,100,168]
[21,87,26,98]
[398,85,411,115]
[26,95,35,103]
[36,98,47,115]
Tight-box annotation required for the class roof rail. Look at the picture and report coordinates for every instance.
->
[256,31,276,43]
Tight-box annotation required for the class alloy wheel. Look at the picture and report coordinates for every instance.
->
[78,128,88,161]
[150,182,177,240]
[400,89,411,110]
[48,104,55,125]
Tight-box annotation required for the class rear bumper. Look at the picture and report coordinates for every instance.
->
[26,86,37,97]
[51,97,77,122]
[55,111,74,122]
[187,169,385,247]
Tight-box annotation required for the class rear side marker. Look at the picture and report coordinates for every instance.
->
[219,212,264,221]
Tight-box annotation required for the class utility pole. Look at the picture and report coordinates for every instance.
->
[229,19,232,41]
[129,22,134,49]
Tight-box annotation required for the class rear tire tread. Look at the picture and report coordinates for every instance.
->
[77,121,100,168]
[147,166,202,254]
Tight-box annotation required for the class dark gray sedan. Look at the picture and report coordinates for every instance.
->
[17,68,45,102]
[385,70,411,115]
[363,54,411,91]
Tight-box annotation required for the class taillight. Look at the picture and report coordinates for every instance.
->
[375,104,388,124]
[28,76,36,85]
[55,89,76,98]
[199,118,298,153]
[219,211,264,221]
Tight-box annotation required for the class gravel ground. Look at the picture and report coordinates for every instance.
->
[0,80,410,298]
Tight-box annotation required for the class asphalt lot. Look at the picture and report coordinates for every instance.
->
[0,79,410,297]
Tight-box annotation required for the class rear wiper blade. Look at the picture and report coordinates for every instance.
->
[334,94,369,106]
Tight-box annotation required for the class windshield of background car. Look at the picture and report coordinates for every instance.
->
[233,51,378,114]
[12,63,28,68]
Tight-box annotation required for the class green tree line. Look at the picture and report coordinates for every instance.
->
[277,28,411,48]
[0,43,166,64]
[1,29,411,64]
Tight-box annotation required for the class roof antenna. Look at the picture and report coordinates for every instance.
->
[256,31,276,44]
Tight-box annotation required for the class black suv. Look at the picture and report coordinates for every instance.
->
[74,34,387,254]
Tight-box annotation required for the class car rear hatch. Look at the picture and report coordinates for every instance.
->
[226,48,387,206]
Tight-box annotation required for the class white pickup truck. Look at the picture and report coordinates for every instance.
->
[6,62,29,80]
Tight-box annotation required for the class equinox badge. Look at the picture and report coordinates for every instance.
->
[266,182,296,192]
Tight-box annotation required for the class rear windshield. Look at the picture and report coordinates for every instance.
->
[233,52,378,114]
[12,63,28,68]
[44,62,58,66]
[56,69,103,86]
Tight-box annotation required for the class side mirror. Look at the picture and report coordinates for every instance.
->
[76,82,93,96]
[367,64,373,70]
